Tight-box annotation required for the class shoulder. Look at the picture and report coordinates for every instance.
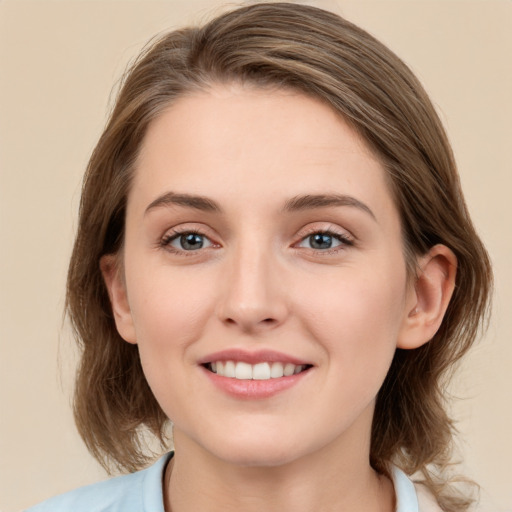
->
[25,452,172,512]
[415,483,444,512]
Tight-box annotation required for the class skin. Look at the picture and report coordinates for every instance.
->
[103,84,456,512]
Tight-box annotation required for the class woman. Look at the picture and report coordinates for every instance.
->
[27,3,492,511]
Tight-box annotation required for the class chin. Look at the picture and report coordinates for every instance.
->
[203,429,306,468]
[218,446,301,468]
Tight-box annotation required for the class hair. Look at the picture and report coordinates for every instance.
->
[66,3,492,510]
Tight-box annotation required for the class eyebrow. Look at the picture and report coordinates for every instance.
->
[283,194,376,220]
[145,191,375,221]
[145,192,222,215]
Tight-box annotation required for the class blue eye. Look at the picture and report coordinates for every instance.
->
[166,232,213,251]
[297,232,351,250]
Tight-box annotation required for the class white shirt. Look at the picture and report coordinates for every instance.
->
[392,466,443,512]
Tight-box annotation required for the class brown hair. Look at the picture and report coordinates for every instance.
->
[66,3,492,510]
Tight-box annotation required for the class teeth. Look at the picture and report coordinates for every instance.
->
[224,360,236,378]
[210,361,307,380]
[284,363,296,376]
[253,362,271,380]
[270,362,284,378]
[235,362,252,380]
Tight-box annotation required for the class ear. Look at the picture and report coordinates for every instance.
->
[100,254,137,344]
[397,244,457,350]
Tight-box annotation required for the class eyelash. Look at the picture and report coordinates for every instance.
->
[159,227,354,256]
[296,227,354,255]
[159,228,215,256]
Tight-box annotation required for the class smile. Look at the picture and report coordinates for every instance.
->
[205,361,311,380]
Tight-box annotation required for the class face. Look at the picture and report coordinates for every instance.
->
[108,85,419,468]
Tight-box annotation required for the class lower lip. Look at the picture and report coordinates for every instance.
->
[201,366,311,399]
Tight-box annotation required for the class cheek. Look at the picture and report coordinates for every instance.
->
[299,265,408,363]
[125,263,218,361]
[125,266,220,420]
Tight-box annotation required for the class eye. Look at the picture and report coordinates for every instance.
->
[297,231,352,251]
[163,231,213,252]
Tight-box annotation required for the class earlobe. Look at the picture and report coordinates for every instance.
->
[397,244,457,350]
[100,254,137,344]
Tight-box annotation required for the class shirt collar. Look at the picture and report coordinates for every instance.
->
[391,465,419,512]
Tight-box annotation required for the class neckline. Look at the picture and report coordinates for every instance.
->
[154,453,419,512]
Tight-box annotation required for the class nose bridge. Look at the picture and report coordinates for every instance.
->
[218,231,287,331]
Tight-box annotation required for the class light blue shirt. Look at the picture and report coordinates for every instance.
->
[25,453,424,512]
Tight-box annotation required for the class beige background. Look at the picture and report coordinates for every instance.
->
[1,1,511,511]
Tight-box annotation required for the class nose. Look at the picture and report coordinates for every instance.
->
[216,241,289,334]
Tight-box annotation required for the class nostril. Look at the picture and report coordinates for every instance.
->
[221,316,280,335]
[224,317,276,325]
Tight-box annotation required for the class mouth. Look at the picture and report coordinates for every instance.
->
[203,361,313,380]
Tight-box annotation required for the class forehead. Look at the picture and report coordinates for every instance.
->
[140,85,375,159]
[130,85,395,218]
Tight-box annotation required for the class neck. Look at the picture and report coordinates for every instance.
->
[164,427,395,512]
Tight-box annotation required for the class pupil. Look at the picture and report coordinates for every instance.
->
[181,233,203,250]
[310,233,332,249]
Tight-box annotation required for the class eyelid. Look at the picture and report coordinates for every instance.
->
[293,224,355,252]
[296,223,354,242]
[167,231,213,249]
[156,222,354,256]
[159,224,220,255]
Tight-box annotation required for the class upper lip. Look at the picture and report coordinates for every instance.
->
[198,348,312,366]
